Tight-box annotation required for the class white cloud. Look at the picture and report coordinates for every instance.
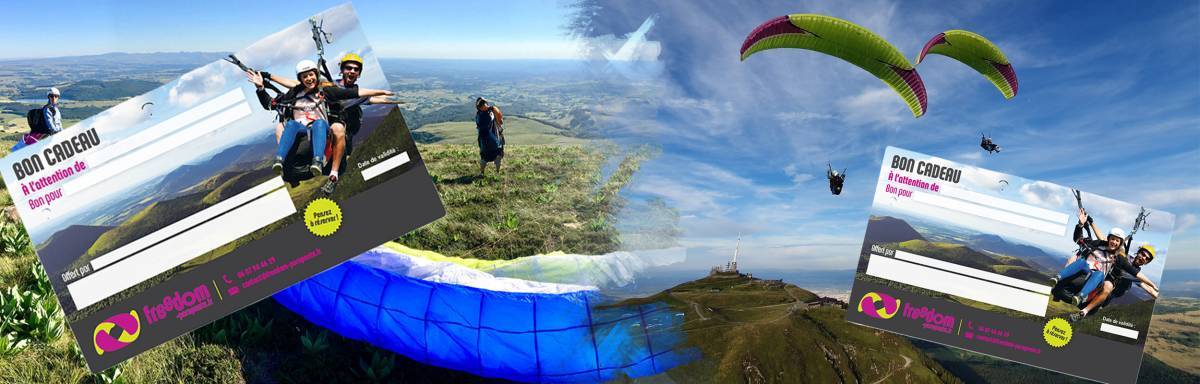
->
[836,87,908,125]
[234,4,361,73]
[1141,187,1200,209]
[1175,214,1197,234]
[783,164,815,186]
[88,96,151,133]
[168,63,228,107]
[1019,180,1071,208]
[774,111,836,123]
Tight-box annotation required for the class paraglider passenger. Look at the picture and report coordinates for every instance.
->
[321,53,404,194]
[827,164,846,195]
[1051,208,1125,315]
[475,97,504,175]
[253,59,393,177]
[980,133,1000,153]
[1073,243,1158,322]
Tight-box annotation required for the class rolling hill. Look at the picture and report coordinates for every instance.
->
[35,224,113,288]
[967,233,1060,273]
[608,274,960,383]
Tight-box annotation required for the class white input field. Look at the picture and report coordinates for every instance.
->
[866,254,1050,317]
[894,250,1052,295]
[1100,323,1139,339]
[361,151,410,180]
[89,177,287,269]
[65,101,252,196]
[911,191,1066,236]
[940,187,1069,224]
[68,184,296,310]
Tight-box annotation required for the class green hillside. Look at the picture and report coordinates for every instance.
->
[396,143,649,260]
[610,274,961,384]
[896,240,1049,281]
[415,116,590,146]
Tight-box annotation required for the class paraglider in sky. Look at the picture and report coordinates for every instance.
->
[998,179,1009,191]
[740,14,927,118]
[140,102,154,117]
[980,133,1001,153]
[916,30,1018,99]
[827,163,846,195]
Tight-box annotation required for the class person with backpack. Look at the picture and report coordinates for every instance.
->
[43,87,63,133]
[248,59,393,177]
[13,87,63,151]
[475,97,505,175]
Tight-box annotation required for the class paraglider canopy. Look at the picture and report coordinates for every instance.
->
[140,102,154,117]
[740,14,927,118]
[917,30,1018,99]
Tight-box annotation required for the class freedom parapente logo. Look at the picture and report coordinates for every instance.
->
[857,292,901,319]
[92,310,141,355]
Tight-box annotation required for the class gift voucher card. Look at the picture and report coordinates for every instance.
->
[0,4,443,372]
[847,146,1173,383]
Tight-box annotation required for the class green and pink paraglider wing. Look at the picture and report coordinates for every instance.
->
[917,30,1018,99]
[740,14,928,118]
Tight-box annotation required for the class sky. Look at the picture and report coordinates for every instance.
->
[0,1,580,60]
[1,1,1197,276]
[569,0,1200,274]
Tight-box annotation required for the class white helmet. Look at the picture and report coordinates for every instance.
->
[1109,227,1126,239]
[295,60,318,76]
[48,87,61,96]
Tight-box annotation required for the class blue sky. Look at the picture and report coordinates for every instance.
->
[0,1,578,59]
[573,0,1200,273]
[2,1,1197,275]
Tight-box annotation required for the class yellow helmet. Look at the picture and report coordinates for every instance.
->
[1137,243,1156,261]
[339,53,363,68]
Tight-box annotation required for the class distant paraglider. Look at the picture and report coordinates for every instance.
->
[827,163,846,195]
[916,30,1018,99]
[740,14,927,118]
[998,179,1009,191]
[141,102,154,117]
[981,133,1001,154]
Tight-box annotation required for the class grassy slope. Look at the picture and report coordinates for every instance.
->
[1146,298,1200,375]
[397,143,646,260]
[0,122,655,382]
[416,116,589,146]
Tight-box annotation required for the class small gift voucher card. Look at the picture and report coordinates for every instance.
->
[847,146,1172,384]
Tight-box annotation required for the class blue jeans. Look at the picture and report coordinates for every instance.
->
[276,119,327,165]
[1057,258,1104,299]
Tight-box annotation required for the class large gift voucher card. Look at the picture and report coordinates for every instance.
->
[847,147,1173,383]
[0,4,443,372]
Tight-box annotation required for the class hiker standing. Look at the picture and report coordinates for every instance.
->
[43,87,63,133]
[475,97,504,175]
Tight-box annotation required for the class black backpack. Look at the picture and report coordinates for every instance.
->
[26,108,51,134]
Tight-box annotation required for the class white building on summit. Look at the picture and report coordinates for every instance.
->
[711,233,742,275]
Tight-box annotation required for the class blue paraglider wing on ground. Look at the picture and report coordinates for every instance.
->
[274,247,697,383]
